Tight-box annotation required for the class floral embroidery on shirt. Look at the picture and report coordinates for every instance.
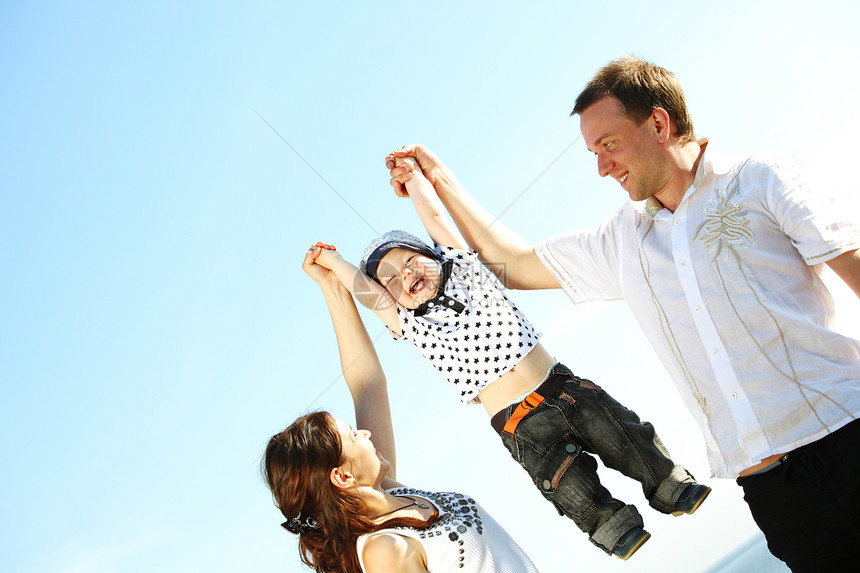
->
[694,162,754,263]
[690,158,850,431]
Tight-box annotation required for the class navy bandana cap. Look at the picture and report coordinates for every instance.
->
[360,230,441,282]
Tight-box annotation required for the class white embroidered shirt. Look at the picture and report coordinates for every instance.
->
[536,145,860,478]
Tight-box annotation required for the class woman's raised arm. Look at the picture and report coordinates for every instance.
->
[304,246,399,481]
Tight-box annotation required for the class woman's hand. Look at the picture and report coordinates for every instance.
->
[302,243,342,287]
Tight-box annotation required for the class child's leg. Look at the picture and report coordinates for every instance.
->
[552,367,700,514]
[493,379,646,555]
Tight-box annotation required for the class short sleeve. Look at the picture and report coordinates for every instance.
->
[536,210,625,303]
[763,155,860,265]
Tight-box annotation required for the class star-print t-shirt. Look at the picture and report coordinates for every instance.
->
[356,488,540,573]
[392,245,541,403]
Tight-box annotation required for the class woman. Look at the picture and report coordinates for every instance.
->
[262,244,539,573]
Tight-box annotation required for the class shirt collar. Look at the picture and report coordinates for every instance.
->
[412,259,466,316]
[644,138,732,219]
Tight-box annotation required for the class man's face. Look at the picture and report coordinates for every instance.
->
[580,96,671,203]
[376,248,442,309]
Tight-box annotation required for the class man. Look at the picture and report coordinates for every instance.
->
[385,56,860,572]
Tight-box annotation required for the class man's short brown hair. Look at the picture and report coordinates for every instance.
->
[573,56,696,143]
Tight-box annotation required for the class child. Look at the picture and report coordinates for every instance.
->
[311,158,710,560]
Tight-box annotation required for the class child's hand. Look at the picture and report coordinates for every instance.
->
[389,156,418,198]
[385,144,445,195]
[393,156,435,199]
[302,243,341,286]
[311,242,342,270]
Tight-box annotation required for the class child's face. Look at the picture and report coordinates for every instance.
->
[376,248,442,309]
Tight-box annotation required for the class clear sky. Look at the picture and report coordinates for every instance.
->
[2,1,859,572]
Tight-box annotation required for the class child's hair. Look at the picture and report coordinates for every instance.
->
[360,230,441,283]
[263,411,439,573]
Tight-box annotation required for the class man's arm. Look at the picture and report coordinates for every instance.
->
[396,156,468,251]
[387,145,560,290]
[826,248,860,298]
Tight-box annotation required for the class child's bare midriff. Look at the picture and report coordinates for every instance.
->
[477,343,557,417]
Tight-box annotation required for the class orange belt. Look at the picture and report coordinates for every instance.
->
[501,391,547,438]
[491,364,570,438]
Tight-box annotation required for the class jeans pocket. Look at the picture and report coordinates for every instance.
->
[531,433,582,494]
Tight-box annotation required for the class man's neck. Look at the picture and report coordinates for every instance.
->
[654,139,707,213]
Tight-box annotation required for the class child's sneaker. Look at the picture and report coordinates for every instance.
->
[612,527,651,560]
[671,483,711,516]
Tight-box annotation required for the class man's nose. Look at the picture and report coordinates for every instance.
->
[597,154,613,178]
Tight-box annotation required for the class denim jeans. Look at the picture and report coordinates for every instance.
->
[736,419,860,573]
[492,363,696,554]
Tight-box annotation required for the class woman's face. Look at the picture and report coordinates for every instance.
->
[333,417,390,487]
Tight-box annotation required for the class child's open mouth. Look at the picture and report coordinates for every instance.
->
[409,277,426,295]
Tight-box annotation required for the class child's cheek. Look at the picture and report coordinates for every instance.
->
[385,284,401,301]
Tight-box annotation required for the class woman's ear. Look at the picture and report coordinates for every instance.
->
[330,466,354,490]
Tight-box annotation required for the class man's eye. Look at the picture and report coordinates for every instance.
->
[604,141,615,150]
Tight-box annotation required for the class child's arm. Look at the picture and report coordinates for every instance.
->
[388,145,560,290]
[396,156,469,252]
[311,243,402,336]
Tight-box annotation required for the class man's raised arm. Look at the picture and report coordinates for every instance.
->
[386,144,559,290]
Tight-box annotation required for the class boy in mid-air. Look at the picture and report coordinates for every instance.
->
[310,158,709,559]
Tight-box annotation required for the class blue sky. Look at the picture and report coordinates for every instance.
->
[2,1,858,572]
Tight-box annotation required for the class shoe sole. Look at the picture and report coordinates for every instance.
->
[671,486,712,516]
[616,531,651,561]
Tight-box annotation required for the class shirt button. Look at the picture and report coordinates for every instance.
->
[674,219,681,226]
[712,349,719,356]
[695,306,701,312]
[732,392,739,399]
[680,260,687,267]
[428,302,435,307]
[542,479,552,490]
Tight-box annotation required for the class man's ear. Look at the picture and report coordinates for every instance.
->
[330,466,354,490]
[651,107,672,143]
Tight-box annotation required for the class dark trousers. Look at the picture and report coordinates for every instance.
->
[491,363,695,553]
[736,419,860,573]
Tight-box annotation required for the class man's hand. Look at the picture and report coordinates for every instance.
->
[385,144,445,197]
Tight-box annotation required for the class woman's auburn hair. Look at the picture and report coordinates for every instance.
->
[263,411,438,573]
